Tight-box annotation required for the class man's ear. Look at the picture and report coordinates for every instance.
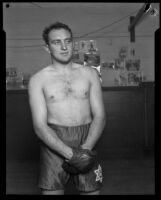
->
[44,45,50,54]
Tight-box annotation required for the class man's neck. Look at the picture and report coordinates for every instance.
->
[50,61,74,73]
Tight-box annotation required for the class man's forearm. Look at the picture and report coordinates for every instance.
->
[81,116,106,150]
[34,124,73,159]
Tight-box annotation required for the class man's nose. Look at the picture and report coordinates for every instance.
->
[61,42,67,50]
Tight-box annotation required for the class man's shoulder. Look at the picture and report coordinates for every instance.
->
[80,65,98,77]
[29,66,50,85]
[72,62,83,70]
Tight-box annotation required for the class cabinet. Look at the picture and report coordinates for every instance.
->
[6,90,39,160]
[97,87,145,158]
[6,83,154,160]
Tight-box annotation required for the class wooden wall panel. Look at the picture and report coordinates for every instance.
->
[6,84,154,160]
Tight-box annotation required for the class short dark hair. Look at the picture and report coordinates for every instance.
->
[42,22,73,45]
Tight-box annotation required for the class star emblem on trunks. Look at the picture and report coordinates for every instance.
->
[94,164,103,183]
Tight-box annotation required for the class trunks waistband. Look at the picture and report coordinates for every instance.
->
[47,122,91,129]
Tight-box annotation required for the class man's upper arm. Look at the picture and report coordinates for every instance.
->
[89,68,105,118]
[28,75,47,129]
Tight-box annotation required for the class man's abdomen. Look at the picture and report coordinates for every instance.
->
[47,99,92,126]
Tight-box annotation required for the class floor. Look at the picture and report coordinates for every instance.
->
[6,156,155,195]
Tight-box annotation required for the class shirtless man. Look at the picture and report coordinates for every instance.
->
[28,22,106,195]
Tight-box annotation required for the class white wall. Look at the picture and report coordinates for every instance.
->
[4,3,159,83]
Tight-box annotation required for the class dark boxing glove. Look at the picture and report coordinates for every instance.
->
[62,148,97,175]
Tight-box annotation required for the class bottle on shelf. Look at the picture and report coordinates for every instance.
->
[84,40,100,67]
[84,40,102,82]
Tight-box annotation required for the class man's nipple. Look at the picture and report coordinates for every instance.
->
[50,95,54,99]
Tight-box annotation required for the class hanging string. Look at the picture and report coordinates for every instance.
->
[6,6,156,49]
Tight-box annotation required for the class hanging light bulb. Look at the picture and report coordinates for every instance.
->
[6,3,10,8]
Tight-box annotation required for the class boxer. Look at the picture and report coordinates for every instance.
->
[28,22,106,195]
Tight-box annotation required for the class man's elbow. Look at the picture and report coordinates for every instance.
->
[101,110,106,122]
[100,111,106,128]
[33,121,47,138]
[94,112,106,125]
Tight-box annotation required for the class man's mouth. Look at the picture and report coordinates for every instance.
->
[60,52,69,56]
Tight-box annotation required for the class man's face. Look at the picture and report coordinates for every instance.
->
[47,28,73,64]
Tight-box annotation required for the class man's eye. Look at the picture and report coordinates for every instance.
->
[51,41,60,45]
[66,39,72,43]
[55,41,60,45]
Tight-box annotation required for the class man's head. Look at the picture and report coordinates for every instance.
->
[42,22,73,45]
[42,22,74,64]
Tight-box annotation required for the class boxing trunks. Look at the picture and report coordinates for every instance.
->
[38,123,103,193]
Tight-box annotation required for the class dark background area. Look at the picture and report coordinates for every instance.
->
[6,83,154,161]
[6,82,154,194]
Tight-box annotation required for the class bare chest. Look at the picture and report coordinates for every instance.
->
[43,73,90,103]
